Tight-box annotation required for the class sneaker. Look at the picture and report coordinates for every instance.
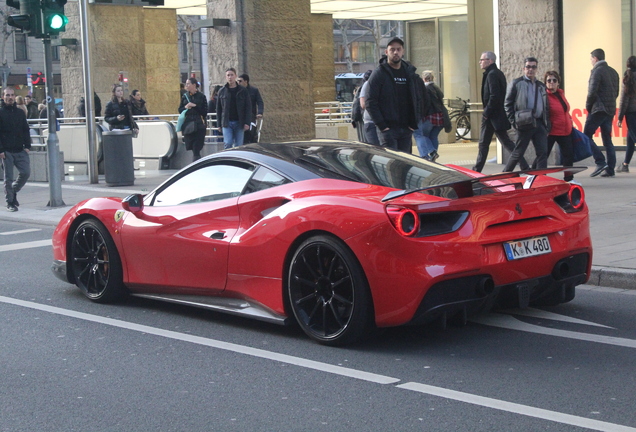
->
[590,164,608,177]
[616,164,629,173]
[600,172,615,178]
[428,151,439,162]
[12,195,19,207]
[6,204,18,212]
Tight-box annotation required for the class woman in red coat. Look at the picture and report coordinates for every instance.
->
[544,70,574,181]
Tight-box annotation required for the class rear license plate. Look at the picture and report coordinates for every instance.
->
[503,236,551,261]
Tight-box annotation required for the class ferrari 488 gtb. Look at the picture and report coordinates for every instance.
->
[52,141,592,345]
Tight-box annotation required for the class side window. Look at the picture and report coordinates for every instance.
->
[243,166,290,194]
[153,163,253,206]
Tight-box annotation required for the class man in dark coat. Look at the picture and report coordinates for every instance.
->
[0,87,31,212]
[24,95,39,119]
[473,51,528,172]
[365,37,420,153]
[238,74,264,143]
[585,48,620,177]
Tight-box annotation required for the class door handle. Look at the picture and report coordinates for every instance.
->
[210,231,226,240]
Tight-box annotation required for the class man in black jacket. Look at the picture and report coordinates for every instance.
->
[585,48,620,177]
[473,51,528,172]
[238,73,264,143]
[217,68,252,149]
[366,37,420,153]
[0,87,31,212]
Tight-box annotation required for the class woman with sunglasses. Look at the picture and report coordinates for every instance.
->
[544,71,574,181]
[617,56,636,173]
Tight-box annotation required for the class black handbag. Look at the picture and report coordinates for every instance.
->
[515,83,539,131]
[183,120,197,135]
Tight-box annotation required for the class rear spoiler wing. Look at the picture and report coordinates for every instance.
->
[381,167,587,203]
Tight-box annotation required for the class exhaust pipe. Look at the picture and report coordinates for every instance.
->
[552,261,570,280]
[476,276,495,297]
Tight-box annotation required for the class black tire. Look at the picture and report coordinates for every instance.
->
[455,115,471,140]
[70,219,126,303]
[287,235,373,346]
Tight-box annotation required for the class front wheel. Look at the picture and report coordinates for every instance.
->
[455,115,471,140]
[287,235,373,346]
[70,219,126,303]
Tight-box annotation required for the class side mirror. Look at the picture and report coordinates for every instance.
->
[122,194,144,213]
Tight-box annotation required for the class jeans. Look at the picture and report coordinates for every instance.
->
[584,111,615,175]
[413,120,443,158]
[474,116,528,172]
[223,120,245,149]
[504,122,548,172]
[363,122,380,145]
[376,126,413,153]
[2,150,30,204]
[623,111,636,165]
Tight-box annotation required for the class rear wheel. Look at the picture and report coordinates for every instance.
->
[70,219,125,303]
[455,115,471,140]
[287,235,373,346]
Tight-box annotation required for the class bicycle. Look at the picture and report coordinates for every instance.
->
[447,97,471,140]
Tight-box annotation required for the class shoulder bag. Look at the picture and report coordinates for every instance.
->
[515,83,539,131]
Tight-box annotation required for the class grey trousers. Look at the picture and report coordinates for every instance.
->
[2,150,31,204]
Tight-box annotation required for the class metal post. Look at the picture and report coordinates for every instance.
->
[78,0,98,184]
[43,37,65,207]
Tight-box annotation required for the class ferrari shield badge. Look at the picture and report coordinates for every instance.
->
[114,210,125,222]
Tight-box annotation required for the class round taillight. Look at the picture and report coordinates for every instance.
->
[568,184,585,210]
[396,208,419,236]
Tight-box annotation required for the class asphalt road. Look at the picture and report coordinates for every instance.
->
[2,219,636,432]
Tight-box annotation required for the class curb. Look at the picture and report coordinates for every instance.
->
[589,266,636,290]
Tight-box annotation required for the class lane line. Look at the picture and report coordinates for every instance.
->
[26,183,141,195]
[397,382,636,432]
[500,307,615,329]
[2,296,635,431]
[0,296,399,385]
[472,314,636,349]
[0,229,42,236]
[0,239,52,252]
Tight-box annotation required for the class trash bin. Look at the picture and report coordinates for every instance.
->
[102,129,134,186]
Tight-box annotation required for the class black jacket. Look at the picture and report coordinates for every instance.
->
[104,99,136,130]
[129,96,149,116]
[366,56,420,131]
[178,90,208,132]
[586,60,620,116]
[26,101,39,120]
[0,103,31,153]
[216,84,251,128]
[245,85,264,121]
[505,76,550,131]
[481,63,510,131]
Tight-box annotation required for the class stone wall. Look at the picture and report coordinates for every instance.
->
[61,4,179,118]
[311,14,336,103]
[498,0,560,81]
[207,0,315,142]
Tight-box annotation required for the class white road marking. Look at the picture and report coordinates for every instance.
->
[0,296,399,385]
[0,239,52,252]
[397,382,636,432]
[472,314,636,349]
[0,229,42,236]
[2,296,635,431]
[500,307,615,329]
[26,182,141,195]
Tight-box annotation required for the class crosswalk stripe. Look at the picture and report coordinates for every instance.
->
[0,239,52,252]
[0,229,42,236]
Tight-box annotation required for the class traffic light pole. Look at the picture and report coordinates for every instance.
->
[43,36,64,207]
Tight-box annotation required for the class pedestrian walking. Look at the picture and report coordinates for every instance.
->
[0,87,31,212]
[358,69,380,145]
[616,55,636,173]
[24,95,39,120]
[178,77,208,161]
[585,48,620,178]
[238,74,263,143]
[473,51,527,172]
[104,84,138,134]
[366,37,420,153]
[413,71,444,161]
[503,57,550,172]
[129,90,150,118]
[543,70,574,181]
[216,68,251,149]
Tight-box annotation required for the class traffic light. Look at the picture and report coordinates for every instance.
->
[42,0,68,35]
[6,0,41,37]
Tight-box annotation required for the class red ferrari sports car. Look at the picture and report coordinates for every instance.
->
[52,141,592,345]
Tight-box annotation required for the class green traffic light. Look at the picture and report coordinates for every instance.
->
[48,13,67,30]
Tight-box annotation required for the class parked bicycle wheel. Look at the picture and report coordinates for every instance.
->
[455,115,471,140]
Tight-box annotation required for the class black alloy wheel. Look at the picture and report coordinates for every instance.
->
[71,219,125,303]
[455,115,471,140]
[288,235,373,346]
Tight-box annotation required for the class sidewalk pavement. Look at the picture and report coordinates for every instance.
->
[1,142,634,290]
